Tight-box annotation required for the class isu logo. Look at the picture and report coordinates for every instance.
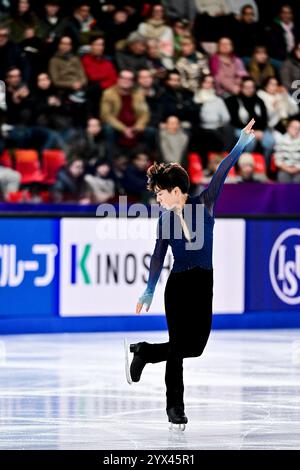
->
[269,228,300,305]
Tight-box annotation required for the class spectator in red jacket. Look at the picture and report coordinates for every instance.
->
[81,35,118,116]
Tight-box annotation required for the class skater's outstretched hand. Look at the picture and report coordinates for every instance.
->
[242,118,255,137]
[136,289,153,314]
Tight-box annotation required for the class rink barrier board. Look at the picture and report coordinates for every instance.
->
[0,215,300,333]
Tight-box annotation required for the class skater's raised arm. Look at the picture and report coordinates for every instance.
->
[199,119,256,216]
[136,216,169,314]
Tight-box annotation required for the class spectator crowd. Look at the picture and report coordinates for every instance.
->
[0,0,300,204]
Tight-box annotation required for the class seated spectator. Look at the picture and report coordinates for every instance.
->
[265,4,300,63]
[81,35,117,116]
[99,9,135,56]
[257,77,299,133]
[65,117,107,164]
[0,24,30,81]
[194,74,231,129]
[193,0,231,43]
[202,152,238,183]
[226,0,259,21]
[63,2,99,50]
[85,159,115,203]
[115,31,148,73]
[49,35,87,103]
[137,68,163,128]
[52,157,89,203]
[226,77,274,161]
[248,45,276,88]
[280,42,300,93]
[0,163,21,200]
[172,18,191,59]
[160,69,198,125]
[193,73,233,167]
[210,37,248,97]
[111,153,129,195]
[38,0,68,45]
[230,4,263,59]
[100,69,150,159]
[175,35,209,93]
[145,38,167,82]
[158,115,189,164]
[4,66,31,124]
[19,26,46,84]
[274,119,300,183]
[31,72,69,130]
[122,150,150,202]
[138,3,174,69]
[162,0,197,24]
[4,0,41,43]
[237,152,263,182]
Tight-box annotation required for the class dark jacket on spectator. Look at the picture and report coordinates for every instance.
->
[0,41,30,81]
[122,162,148,198]
[226,93,268,130]
[265,21,300,61]
[52,167,88,202]
[115,47,149,73]
[160,86,198,124]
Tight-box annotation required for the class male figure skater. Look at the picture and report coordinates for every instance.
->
[125,119,255,430]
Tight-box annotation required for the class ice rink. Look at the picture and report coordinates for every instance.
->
[0,329,300,450]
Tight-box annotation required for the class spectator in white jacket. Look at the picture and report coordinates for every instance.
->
[194,74,231,130]
[192,74,234,166]
[257,77,299,132]
[274,119,300,183]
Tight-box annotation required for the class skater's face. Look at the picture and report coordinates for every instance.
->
[154,186,181,210]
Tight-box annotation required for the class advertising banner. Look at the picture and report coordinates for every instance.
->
[246,221,300,310]
[60,218,245,316]
[0,218,59,317]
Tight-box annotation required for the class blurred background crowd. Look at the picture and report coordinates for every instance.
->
[0,0,300,204]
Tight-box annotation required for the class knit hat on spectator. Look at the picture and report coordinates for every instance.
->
[127,32,146,44]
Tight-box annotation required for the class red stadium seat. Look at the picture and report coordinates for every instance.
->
[14,149,44,184]
[187,152,203,184]
[42,149,66,185]
[270,154,278,173]
[252,152,267,175]
[0,149,13,168]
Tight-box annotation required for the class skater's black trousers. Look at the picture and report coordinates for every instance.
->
[140,266,213,411]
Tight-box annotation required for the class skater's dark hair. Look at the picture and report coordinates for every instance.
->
[147,162,190,194]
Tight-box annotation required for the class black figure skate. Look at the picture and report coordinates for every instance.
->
[167,406,188,431]
[124,339,147,385]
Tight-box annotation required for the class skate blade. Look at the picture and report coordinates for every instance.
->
[124,338,133,385]
[169,422,186,432]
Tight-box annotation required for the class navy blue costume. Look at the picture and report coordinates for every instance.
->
[138,130,254,411]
